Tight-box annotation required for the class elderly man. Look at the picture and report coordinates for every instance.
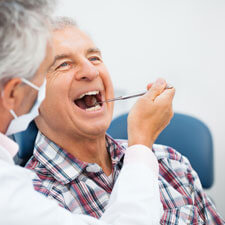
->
[0,1,175,225]
[25,17,224,224]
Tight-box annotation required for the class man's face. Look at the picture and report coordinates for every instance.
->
[37,26,114,140]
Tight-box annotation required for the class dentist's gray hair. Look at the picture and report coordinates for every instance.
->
[0,0,55,86]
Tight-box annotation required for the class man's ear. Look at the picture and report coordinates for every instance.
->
[1,78,22,111]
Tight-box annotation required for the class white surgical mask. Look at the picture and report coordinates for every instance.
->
[6,78,46,136]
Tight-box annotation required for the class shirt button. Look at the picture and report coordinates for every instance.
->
[86,164,101,173]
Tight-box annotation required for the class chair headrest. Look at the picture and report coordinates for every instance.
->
[12,120,38,159]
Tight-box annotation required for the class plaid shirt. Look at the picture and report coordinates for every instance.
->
[26,132,225,225]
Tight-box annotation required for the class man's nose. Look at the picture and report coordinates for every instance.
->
[75,61,99,81]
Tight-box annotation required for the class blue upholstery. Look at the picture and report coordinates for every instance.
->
[12,120,38,165]
[107,112,214,189]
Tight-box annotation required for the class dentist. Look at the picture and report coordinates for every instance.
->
[0,0,175,225]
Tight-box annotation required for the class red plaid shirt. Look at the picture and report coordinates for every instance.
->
[26,132,224,224]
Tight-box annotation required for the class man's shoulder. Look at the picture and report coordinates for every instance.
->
[25,155,52,178]
[25,156,57,196]
[152,144,187,162]
[115,139,193,175]
[152,144,194,174]
[116,139,189,164]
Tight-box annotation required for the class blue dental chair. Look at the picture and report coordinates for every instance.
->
[107,112,214,189]
[12,121,38,166]
[12,112,214,189]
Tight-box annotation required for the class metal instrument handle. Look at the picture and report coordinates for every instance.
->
[98,84,173,104]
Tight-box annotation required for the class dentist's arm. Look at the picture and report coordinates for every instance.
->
[101,144,161,225]
[0,146,158,225]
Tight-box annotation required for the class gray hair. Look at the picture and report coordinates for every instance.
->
[51,16,97,49]
[0,0,55,86]
[51,16,77,31]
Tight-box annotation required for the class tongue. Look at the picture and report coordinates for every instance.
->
[84,95,97,107]
[75,99,87,109]
[75,95,97,109]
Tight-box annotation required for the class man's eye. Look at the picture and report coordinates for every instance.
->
[89,56,101,62]
[59,62,69,67]
[56,62,71,70]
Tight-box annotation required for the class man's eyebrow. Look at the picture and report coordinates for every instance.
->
[87,48,102,56]
[49,54,72,69]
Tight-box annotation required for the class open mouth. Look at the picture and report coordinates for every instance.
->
[74,91,103,112]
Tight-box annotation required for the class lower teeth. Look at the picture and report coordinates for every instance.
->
[86,104,101,112]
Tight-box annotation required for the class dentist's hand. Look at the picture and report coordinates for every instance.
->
[128,78,175,148]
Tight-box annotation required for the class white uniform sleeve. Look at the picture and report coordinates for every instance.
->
[0,145,161,225]
[101,144,162,225]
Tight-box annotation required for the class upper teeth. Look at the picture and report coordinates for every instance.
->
[77,91,99,99]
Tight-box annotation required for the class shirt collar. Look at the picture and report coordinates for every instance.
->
[34,132,125,185]
[105,134,125,165]
[0,132,19,157]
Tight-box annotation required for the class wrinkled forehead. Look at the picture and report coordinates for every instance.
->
[52,26,97,55]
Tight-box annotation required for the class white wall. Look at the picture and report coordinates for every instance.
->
[55,0,225,217]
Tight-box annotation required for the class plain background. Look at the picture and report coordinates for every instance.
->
[55,0,225,217]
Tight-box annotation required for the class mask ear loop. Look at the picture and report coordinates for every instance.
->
[8,78,40,119]
[21,78,40,91]
[9,109,18,119]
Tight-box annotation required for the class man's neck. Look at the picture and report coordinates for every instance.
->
[40,130,112,176]
[69,136,112,175]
